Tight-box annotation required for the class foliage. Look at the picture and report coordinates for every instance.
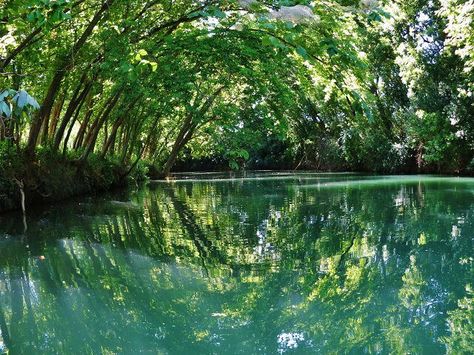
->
[0,0,473,197]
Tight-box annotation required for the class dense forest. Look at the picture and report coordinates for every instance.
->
[0,0,473,208]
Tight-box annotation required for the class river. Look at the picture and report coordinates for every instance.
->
[0,172,472,353]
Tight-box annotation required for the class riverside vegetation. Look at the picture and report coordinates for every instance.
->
[1,2,474,352]
[1,0,474,211]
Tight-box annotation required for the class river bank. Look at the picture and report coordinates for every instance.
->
[1,146,472,214]
[0,147,146,213]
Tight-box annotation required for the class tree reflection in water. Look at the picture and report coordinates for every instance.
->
[0,173,472,353]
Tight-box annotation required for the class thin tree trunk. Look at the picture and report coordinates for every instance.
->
[120,123,133,163]
[40,111,50,145]
[101,111,129,158]
[26,0,115,156]
[79,90,122,161]
[161,116,194,177]
[122,129,154,179]
[53,80,92,151]
[49,92,66,138]
[161,87,224,176]
[73,108,92,150]
[81,98,109,150]
[122,119,142,164]
[62,89,90,156]
[0,28,42,70]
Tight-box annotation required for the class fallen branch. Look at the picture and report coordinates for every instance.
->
[13,178,26,215]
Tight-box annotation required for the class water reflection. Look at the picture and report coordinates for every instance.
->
[0,173,473,353]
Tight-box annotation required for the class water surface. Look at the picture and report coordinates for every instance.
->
[0,172,473,354]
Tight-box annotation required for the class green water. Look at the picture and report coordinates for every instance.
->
[0,172,473,354]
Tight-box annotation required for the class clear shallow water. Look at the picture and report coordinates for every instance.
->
[0,172,473,354]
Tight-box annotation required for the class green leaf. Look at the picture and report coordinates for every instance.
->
[269,36,285,49]
[229,160,239,170]
[368,11,382,22]
[361,101,373,122]
[296,46,309,59]
[261,36,273,47]
[327,45,338,57]
[262,23,276,30]
[240,149,250,160]
[209,7,226,19]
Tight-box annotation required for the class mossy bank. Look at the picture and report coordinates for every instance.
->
[0,145,147,213]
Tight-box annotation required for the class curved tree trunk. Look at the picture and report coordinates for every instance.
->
[161,86,224,176]
[53,80,92,151]
[26,0,115,156]
[73,105,93,150]
[161,118,194,177]
[62,89,90,156]
[48,92,66,139]
[79,90,122,162]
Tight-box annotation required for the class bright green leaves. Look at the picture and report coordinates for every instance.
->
[439,0,474,95]
[149,62,158,72]
[131,49,158,73]
[226,149,250,170]
[261,35,286,49]
[135,49,148,62]
[26,0,71,27]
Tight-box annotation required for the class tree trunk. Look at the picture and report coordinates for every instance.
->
[62,89,90,156]
[121,128,154,179]
[160,87,224,176]
[161,116,194,177]
[27,71,64,154]
[49,93,66,138]
[52,73,90,151]
[73,106,93,150]
[79,90,122,161]
[81,98,109,150]
[101,113,128,158]
[25,0,115,156]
